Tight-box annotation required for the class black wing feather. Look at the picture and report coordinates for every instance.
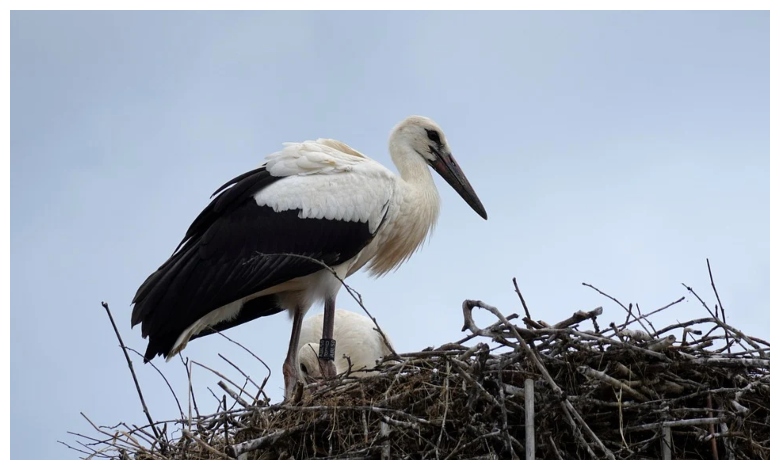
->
[131,166,376,361]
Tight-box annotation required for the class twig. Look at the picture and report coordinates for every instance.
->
[190,360,250,399]
[512,277,532,319]
[217,354,262,398]
[582,283,651,336]
[706,259,730,354]
[644,296,687,319]
[222,395,229,451]
[435,360,451,456]
[230,429,288,458]
[577,366,649,402]
[180,356,199,429]
[496,357,517,459]
[217,381,251,409]
[707,394,719,459]
[182,429,234,460]
[126,347,184,420]
[553,307,603,329]
[625,417,726,432]
[100,302,161,442]
[210,330,272,404]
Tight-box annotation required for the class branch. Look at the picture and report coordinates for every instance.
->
[100,302,161,442]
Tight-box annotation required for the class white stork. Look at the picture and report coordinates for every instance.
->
[298,309,394,381]
[130,115,487,399]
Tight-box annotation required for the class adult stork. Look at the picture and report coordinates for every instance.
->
[130,115,487,399]
[298,309,394,381]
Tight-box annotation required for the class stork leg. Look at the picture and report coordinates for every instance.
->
[282,305,306,400]
[317,297,338,379]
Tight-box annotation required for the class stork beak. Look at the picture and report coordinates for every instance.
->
[431,150,488,220]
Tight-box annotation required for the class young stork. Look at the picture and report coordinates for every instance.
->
[298,309,394,383]
[130,115,487,399]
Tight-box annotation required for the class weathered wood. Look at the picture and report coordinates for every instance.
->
[525,378,535,460]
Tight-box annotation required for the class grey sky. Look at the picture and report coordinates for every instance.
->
[11,11,768,459]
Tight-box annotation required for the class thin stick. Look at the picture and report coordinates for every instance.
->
[230,423,316,458]
[641,296,686,322]
[222,395,230,450]
[674,293,766,358]
[180,356,199,427]
[217,353,262,398]
[707,258,731,354]
[512,277,532,319]
[496,357,517,459]
[126,347,184,420]
[191,360,248,398]
[182,429,234,460]
[218,381,251,409]
[583,283,655,337]
[625,417,726,432]
[100,302,161,442]
[707,394,719,459]
[682,283,717,319]
[578,365,649,402]
[209,330,272,404]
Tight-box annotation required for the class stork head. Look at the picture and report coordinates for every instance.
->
[298,342,324,381]
[390,116,488,220]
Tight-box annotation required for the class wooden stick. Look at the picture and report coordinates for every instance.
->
[524,378,535,460]
[626,417,725,432]
[707,394,719,459]
[661,426,672,459]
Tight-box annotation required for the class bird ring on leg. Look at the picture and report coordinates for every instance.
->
[319,338,336,361]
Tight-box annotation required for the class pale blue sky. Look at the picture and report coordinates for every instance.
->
[11,11,768,459]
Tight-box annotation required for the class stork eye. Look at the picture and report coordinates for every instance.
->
[426,129,442,146]
[300,363,309,375]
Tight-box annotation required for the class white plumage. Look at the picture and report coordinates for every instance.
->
[131,115,487,400]
[297,309,394,379]
[255,140,396,234]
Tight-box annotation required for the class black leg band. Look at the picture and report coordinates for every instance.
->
[319,338,336,361]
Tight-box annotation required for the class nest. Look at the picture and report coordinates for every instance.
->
[70,276,769,460]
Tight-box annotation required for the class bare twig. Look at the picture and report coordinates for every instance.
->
[127,347,184,420]
[625,417,728,432]
[512,277,532,319]
[100,302,161,442]
[706,259,730,354]
[182,429,234,460]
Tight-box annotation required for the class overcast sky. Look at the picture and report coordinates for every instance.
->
[10,10,768,459]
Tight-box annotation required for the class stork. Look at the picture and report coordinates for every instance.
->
[130,115,487,399]
[298,309,394,381]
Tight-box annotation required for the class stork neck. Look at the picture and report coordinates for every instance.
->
[365,140,442,277]
[390,143,436,188]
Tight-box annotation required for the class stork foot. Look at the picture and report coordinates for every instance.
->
[282,360,302,401]
[318,358,337,379]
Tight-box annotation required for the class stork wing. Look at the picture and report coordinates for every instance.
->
[131,150,394,361]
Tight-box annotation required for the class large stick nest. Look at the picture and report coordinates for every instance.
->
[71,279,769,460]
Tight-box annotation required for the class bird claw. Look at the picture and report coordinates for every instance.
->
[318,358,338,379]
[290,381,304,403]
